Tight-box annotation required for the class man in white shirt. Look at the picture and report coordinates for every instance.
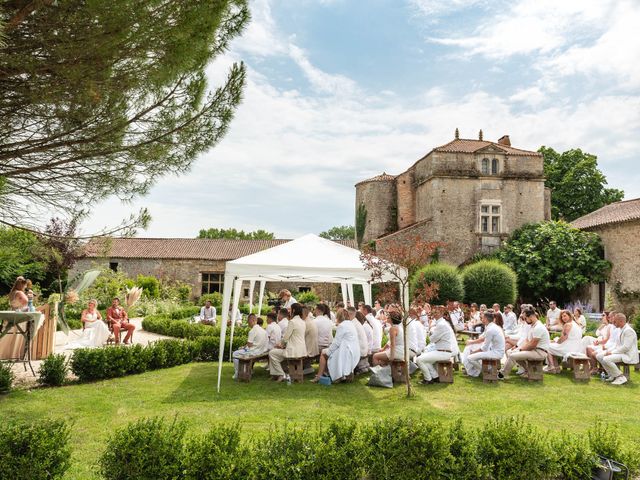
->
[232,314,268,379]
[546,301,562,331]
[503,304,518,335]
[596,312,639,385]
[277,308,289,336]
[449,301,464,332]
[265,311,281,350]
[198,300,216,324]
[416,305,455,384]
[499,309,550,379]
[406,309,426,359]
[348,306,369,359]
[464,311,505,377]
[360,304,382,351]
[314,304,334,350]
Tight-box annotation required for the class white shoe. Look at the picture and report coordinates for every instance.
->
[515,368,526,376]
[611,376,628,385]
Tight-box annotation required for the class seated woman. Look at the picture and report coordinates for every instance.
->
[311,309,359,382]
[372,310,405,366]
[466,303,480,331]
[545,310,585,373]
[574,307,587,332]
[8,276,30,312]
[66,299,111,349]
[585,312,617,374]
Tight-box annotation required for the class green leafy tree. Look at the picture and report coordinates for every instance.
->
[0,227,47,293]
[319,225,355,240]
[540,147,624,222]
[498,221,610,302]
[0,0,249,227]
[197,228,274,240]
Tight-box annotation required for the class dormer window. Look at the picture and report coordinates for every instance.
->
[491,158,499,174]
[481,158,490,175]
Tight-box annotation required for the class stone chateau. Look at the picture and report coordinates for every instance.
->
[355,130,551,265]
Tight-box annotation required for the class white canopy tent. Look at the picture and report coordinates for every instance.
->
[216,233,408,392]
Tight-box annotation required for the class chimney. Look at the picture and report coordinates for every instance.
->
[498,135,511,146]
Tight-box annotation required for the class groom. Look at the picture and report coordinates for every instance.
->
[106,297,135,345]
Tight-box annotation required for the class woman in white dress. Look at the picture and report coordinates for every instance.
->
[545,310,585,373]
[372,309,405,366]
[573,307,587,332]
[585,312,615,374]
[66,299,111,349]
[311,309,359,382]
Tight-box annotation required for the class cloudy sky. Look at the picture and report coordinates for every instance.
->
[84,0,640,238]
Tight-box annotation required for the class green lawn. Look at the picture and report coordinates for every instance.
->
[1,363,639,480]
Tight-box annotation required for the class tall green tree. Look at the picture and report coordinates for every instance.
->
[540,147,624,222]
[0,0,249,227]
[197,228,275,240]
[498,221,610,302]
[0,227,47,293]
[319,225,355,240]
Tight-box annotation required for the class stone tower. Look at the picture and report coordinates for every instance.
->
[354,173,397,245]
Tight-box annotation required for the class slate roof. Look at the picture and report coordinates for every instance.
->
[82,237,358,261]
[433,138,542,157]
[355,172,396,186]
[571,198,640,230]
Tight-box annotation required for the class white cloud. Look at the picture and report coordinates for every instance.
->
[409,0,487,17]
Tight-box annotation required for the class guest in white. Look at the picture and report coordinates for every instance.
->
[268,303,307,382]
[416,305,455,384]
[463,311,505,377]
[361,304,382,352]
[372,310,405,366]
[499,310,551,379]
[198,300,217,324]
[596,312,639,385]
[265,311,281,350]
[492,303,501,314]
[357,311,375,354]
[312,309,360,382]
[66,299,111,349]
[277,308,289,336]
[449,301,464,332]
[407,308,426,359]
[347,307,369,360]
[373,300,384,317]
[585,312,614,374]
[546,301,562,331]
[467,303,481,331]
[232,314,268,379]
[545,310,585,373]
[303,306,319,358]
[314,304,334,350]
[503,304,518,335]
[278,289,297,310]
[574,307,587,332]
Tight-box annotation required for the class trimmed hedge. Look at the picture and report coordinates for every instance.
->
[37,353,68,387]
[462,259,518,307]
[0,419,71,480]
[98,416,640,480]
[411,262,464,304]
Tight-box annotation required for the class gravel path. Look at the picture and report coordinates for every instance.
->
[9,318,173,387]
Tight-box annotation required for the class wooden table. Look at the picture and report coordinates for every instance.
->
[0,311,45,375]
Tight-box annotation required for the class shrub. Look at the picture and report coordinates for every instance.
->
[462,259,518,306]
[79,268,135,309]
[632,312,640,337]
[477,417,556,480]
[0,295,10,310]
[0,419,71,480]
[296,290,320,305]
[552,431,598,480]
[99,417,186,480]
[411,262,464,304]
[199,292,222,307]
[169,305,200,319]
[37,353,68,387]
[136,274,160,299]
[183,424,254,480]
[0,361,15,394]
[588,421,640,473]
[445,419,488,479]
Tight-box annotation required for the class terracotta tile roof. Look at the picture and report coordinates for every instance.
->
[355,172,396,186]
[433,138,542,157]
[571,198,640,230]
[81,237,358,260]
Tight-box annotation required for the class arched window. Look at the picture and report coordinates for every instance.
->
[481,158,490,175]
[491,158,499,174]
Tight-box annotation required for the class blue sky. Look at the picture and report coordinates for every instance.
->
[85,0,640,238]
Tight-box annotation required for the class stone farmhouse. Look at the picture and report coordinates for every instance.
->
[73,237,356,300]
[572,198,640,314]
[355,130,551,265]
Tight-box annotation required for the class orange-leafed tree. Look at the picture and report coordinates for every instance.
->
[360,236,444,396]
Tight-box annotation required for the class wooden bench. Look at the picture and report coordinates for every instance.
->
[237,353,269,382]
[458,330,481,340]
[616,362,634,379]
[391,360,406,384]
[568,357,590,382]
[436,360,454,384]
[482,359,500,383]
[287,357,305,383]
[526,359,544,381]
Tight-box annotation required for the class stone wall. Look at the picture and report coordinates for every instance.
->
[396,168,416,229]
[356,178,397,244]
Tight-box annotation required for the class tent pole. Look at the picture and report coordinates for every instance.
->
[217,274,235,393]
[248,280,256,314]
[347,283,355,306]
[229,278,242,360]
[363,282,372,305]
[341,282,348,306]
[257,280,266,316]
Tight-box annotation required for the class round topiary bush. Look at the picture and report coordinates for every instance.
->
[462,259,517,307]
[411,263,464,304]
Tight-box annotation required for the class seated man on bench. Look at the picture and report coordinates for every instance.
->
[232,314,269,380]
[596,312,639,385]
[106,297,135,345]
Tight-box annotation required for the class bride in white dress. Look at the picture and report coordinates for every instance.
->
[66,299,110,349]
[545,310,585,373]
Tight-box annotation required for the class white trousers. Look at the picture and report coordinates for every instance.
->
[416,350,452,381]
[232,349,247,376]
[596,353,626,379]
[268,348,287,377]
[465,351,502,377]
